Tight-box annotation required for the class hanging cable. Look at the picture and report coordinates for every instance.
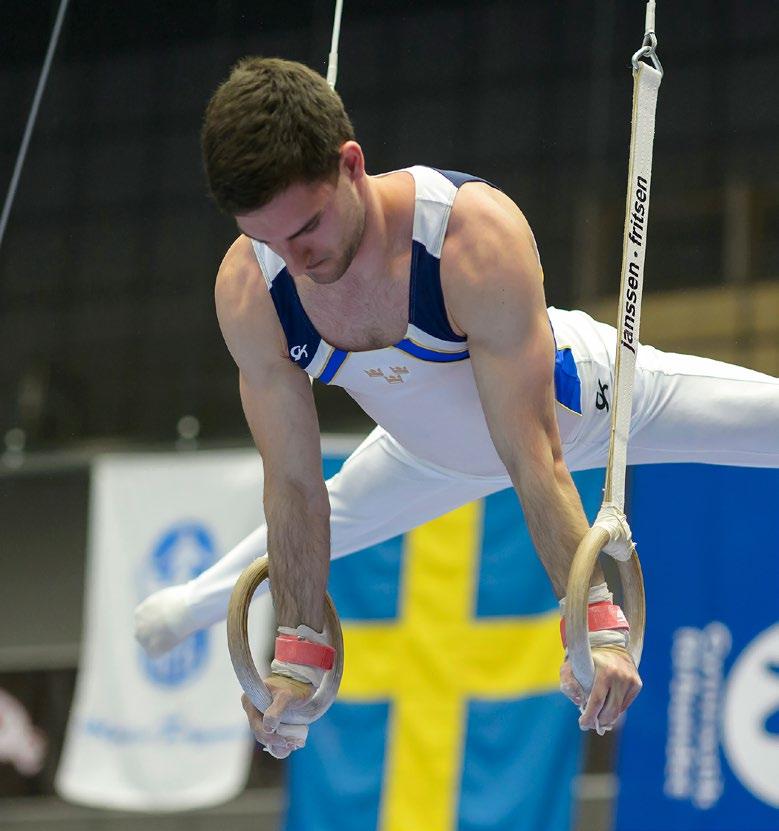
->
[0,0,71,254]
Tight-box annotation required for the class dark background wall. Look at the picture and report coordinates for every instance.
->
[1,0,778,448]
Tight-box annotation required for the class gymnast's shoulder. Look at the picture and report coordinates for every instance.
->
[215,234,267,301]
[440,181,547,326]
[214,235,286,362]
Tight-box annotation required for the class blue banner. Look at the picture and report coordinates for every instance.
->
[284,457,604,831]
[616,464,779,831]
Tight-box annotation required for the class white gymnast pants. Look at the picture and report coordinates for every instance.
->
[551,307,779,471]
[184,428,508,631]
[183,311,779,634]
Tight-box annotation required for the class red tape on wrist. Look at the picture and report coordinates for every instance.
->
[275,635,336,671]
[560,601,629,648]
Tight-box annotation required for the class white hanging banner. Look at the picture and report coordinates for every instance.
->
[56,449,271,812]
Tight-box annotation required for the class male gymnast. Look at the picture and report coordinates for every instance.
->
[135,58,779,759]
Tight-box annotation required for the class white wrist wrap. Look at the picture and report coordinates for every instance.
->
[277,624,331,646]
[558,581,613,614]
[587,629,629,649]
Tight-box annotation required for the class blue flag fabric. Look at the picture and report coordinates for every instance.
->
[616,464,779,831]
[283,456,603,831]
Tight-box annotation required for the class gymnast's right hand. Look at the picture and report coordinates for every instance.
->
[133,584,196,657]
[241,675,315,759]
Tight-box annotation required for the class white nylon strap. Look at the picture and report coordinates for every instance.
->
[645,0,656,34]
[326,0,345,90]
[603,60,663,512]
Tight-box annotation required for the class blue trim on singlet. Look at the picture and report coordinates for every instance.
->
[394,339,470,362]
[268,268,321,370]
[552,345,582,415]
[433,168,494,189]
[405,169,493,343]
[319,349,349,383]
[408,241,467,343]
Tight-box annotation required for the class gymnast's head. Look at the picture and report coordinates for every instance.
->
[202,56,365,284]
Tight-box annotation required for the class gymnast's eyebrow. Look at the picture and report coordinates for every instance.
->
[256,211,322,245]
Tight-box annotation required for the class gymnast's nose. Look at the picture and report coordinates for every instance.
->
[278,241,310,277]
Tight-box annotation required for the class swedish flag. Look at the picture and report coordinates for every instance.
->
[285,457,603,831]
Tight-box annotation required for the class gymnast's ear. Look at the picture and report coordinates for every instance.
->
[339,141,365,181]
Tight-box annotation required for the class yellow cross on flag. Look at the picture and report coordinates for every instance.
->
[340,501,563,831]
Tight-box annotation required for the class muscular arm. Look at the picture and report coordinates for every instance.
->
[217,237,329,631]
[238,369,329,630]
[443,187,602,597]
[469,314,594,597]
[443,189,643,732]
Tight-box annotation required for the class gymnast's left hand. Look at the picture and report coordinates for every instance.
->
[241,674,315,759]
[559,645,642,734]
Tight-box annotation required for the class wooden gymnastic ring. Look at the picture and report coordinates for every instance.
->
[227,555,344,725]
[564,525,645,692]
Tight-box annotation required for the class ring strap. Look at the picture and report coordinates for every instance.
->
[603,56,662,512]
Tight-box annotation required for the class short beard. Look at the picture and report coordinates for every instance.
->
[315,194,365,283]
[336,208,366,278]
[304,191,366,284]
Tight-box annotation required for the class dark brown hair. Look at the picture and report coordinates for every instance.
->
[201,57,355,214]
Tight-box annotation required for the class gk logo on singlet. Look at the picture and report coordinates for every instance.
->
[596,378,610,412]
[290,344,308,361]
[138,523,217,687]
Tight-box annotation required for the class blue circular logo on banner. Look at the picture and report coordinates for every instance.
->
[139,522,217,688]
[723,623,779,808]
